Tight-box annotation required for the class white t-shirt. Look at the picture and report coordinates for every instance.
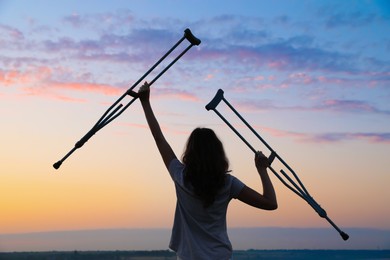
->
[168,158,245,260]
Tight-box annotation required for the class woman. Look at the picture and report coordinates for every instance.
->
[138,82,277,260]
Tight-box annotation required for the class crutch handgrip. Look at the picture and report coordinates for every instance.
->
[268,152,276,165]
[312,200,327,218]
[126,90,139,98]
[75,128,96,149]
[184,28,201,46]
[205,89,224,111]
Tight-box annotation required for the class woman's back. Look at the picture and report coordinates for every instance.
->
[168,158,245,260]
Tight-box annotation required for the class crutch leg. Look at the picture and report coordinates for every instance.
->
[53,29,201,170]
[205,89,349,240]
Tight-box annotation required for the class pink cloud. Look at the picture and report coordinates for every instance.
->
[0,70,18,85]
[254,75,265,81]
[239,75,266,82]
[204,74,214,80]
[1,65,199,104]
[0,67,51,86]
[53,95,87,103]
[317,75,344,84]
[48,81,122,96]
[267,60,288,69]
[154,88,199,102]
[288,72,314,84]
[255,83,280,90]
[1,66,125,102]
[261,126,306,140]
[21,87,87,103]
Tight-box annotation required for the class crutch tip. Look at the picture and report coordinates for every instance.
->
[53,161,62,170]
[341,232,349,241]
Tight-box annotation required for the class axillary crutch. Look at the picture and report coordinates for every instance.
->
[53,28,201,170]
[206,89,349,241]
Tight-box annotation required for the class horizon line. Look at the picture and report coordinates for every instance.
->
[2,226,389,236]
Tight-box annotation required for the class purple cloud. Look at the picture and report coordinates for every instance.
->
[1,10,388,113]
[62,10,135,31]
[317,99,390,115]
[308,132,390,144]
[0,24,24,40]
[0,24,26,51]
[41,28,181,65]
[237,98,390,116]
[260,126,390,144]
[3,10,387,81]
[193,35,360,75]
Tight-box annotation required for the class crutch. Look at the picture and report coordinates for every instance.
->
[53,28,201,170]
[205,89,349,241]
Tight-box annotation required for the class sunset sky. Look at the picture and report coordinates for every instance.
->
[1,0,389,249]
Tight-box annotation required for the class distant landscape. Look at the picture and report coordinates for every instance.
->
[1,250,390,260]
[1,227,389,253]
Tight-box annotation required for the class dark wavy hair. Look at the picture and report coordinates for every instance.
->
[182,128,229,208]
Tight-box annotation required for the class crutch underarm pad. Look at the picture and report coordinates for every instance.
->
[205,89,224,110]
[184,28,201,46]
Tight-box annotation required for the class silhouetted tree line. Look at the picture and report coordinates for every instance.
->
[0,250,389,259]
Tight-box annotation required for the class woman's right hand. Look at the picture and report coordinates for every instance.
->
[138,81,150,102]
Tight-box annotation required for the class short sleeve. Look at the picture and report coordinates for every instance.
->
[168,158,185,183]
[229,174,245,199]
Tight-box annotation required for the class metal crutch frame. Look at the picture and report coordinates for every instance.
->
[53,28,201,170]
[205,89,349,241]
